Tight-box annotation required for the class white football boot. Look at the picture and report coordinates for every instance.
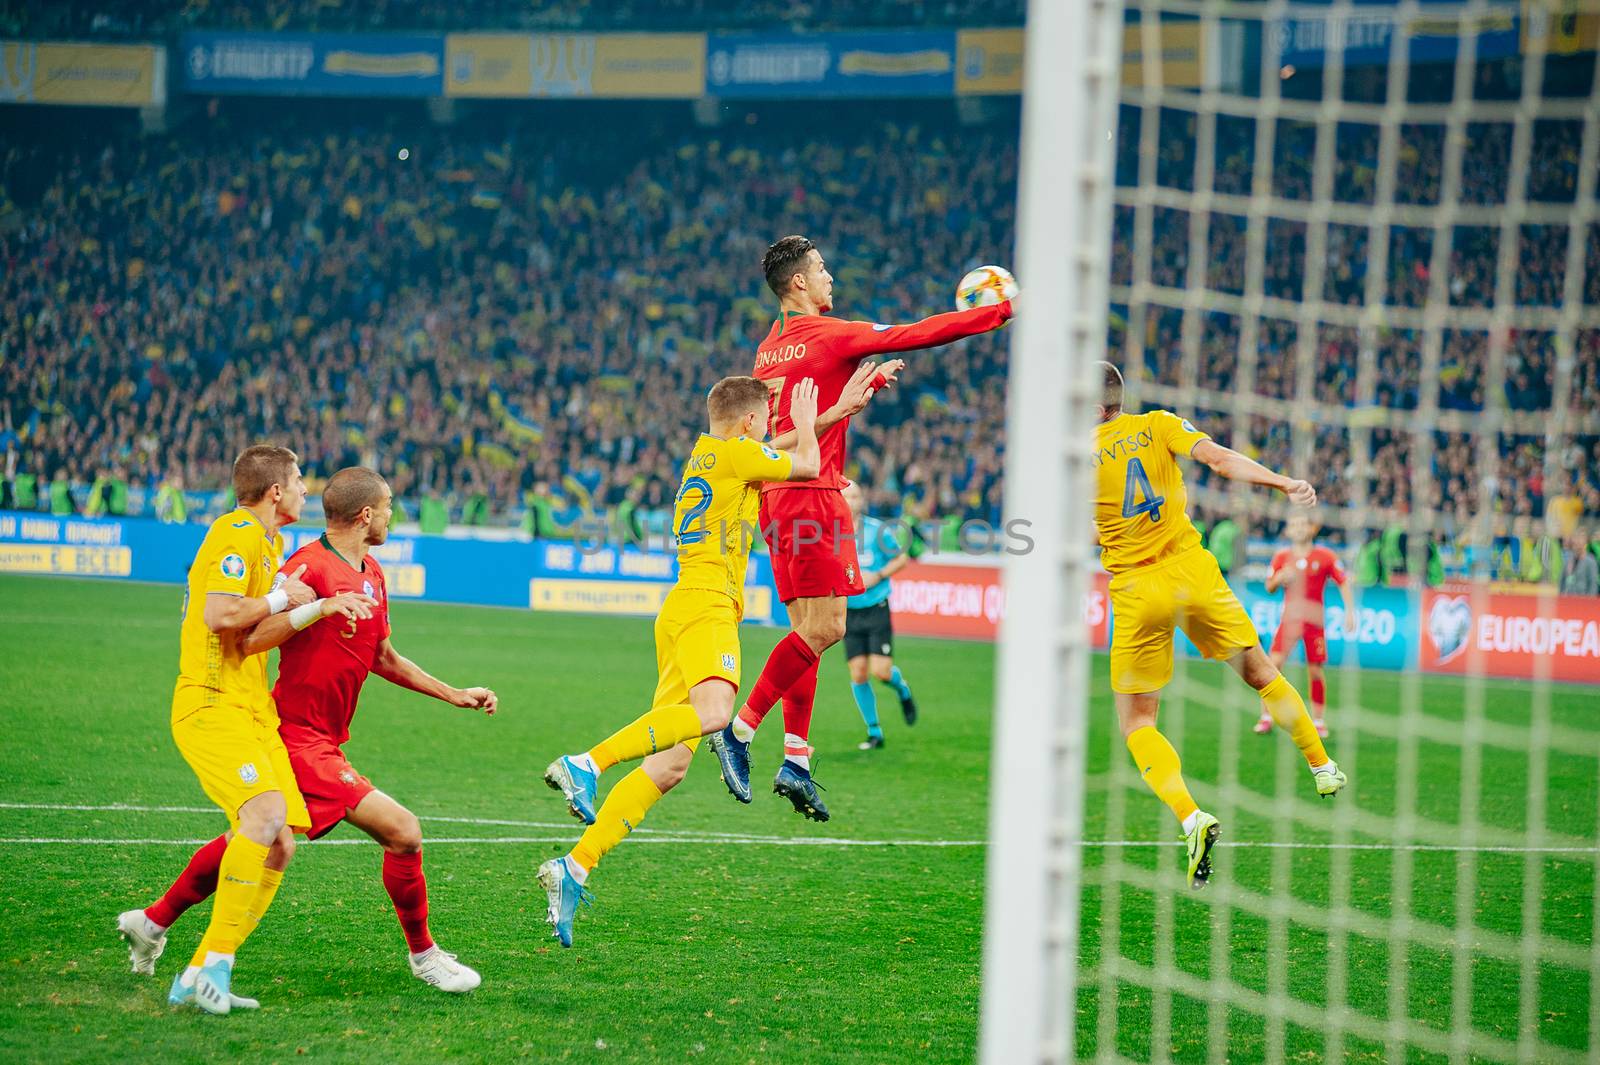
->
[116,910,167,975]
[409,946,482,993]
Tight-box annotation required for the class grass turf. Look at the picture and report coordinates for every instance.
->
[0,575,1592,1063]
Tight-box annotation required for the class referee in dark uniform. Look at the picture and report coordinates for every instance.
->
[841,482,918,750]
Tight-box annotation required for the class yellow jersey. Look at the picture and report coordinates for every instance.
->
[672,433,793,615]
[1093,410,1209,573]
[173,507,285,722]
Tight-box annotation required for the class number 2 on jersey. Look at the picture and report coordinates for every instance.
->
[676,476,713,545]
[1121,458,1165,523]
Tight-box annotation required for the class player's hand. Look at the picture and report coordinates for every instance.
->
[279,564,316,607]
[453,686,498,715]
[321,591,378,622]
[1283,479,1317,507]
[834,362,877,416]
[1342,609,1360,637]
[790,377,819,433]
[874,358,906,389]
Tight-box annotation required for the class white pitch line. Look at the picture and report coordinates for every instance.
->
[0,835,987,848]
[5,802,1594,854]
[0,835,1593,853]
[0,801,794,841]
[0,801,217,813]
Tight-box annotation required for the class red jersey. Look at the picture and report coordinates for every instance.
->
[273,536,391,748]
[1270,545,1346,627]
[752,302,1011,492]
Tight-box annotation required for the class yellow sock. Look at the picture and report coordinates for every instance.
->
[1126,726,1199,825]
[571,768,663,873]
[188,833,270,964]
[237,865,284,948]
[1260,674,1330,768]
[588,704,701,772]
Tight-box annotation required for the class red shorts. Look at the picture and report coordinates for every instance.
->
[760,488,864,604]
[284,736,376,840]
[1271,617,1328,666]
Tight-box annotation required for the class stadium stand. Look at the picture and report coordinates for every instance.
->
[1,62,1595,585]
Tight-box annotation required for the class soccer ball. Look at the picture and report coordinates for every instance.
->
[955,265,1018,310]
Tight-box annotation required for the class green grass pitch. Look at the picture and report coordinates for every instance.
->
[0,575,1592,1063]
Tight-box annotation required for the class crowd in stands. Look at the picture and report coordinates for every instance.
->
[2,73,1597,588]
[0,0,1023,38]
[0,100,1015,541]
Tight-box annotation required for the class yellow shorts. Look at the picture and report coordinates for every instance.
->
[649,587,743,753]
[1108,546,1261,694]
[171,694,311,831]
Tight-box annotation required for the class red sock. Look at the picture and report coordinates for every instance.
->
[145,833,227,929]
[382,850,434,954]
[780,659,820,755]
[1310,675,1326,717]
[737,632,820,731]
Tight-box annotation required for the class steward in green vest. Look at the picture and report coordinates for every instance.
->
[462,490,490,527]
[1522,533,1564,585]
[1206,517,1240,576]
[86,473,111,517]
[155,480,188,523]
[11,471,38,511]
[419,496,449,535]
[1355,537,1384,586]
[615,493,643,546]
[938,514,964,554]
[1380,524,1407,578]
[1425,540,1443,587]
[49,473,74,516]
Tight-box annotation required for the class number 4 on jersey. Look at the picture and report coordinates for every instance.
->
[1122,457,1165,523]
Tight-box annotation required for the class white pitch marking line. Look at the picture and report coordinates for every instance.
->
[0,801,789,840]
[5,802,1594,853]
[0,836,1593,854]
[0,802,218,813]
[0,836,988,848]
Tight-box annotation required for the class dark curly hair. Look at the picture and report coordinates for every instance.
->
[762,235,816,298]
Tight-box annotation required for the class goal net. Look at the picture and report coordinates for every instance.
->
[986,1,1600,1062]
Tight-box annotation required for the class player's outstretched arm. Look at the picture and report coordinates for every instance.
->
[831,302,1013,359]
[1191,440,1317,506]
[239,591,378,656]
[373,638,498,714]
[202,563,316,633]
